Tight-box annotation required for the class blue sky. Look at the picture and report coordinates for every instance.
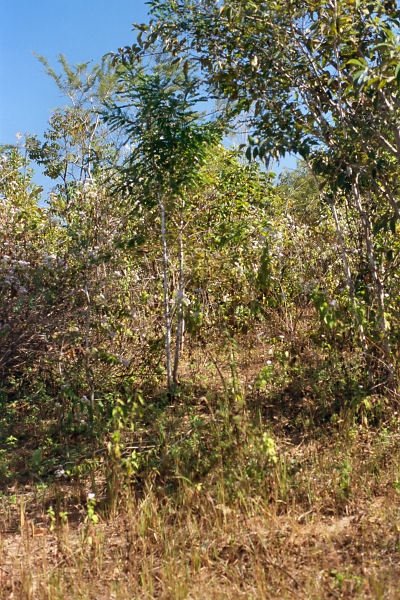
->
[0,0,149,145]
[0,0,296,190]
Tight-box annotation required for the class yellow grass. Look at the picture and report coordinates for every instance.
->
[1,422,399,599]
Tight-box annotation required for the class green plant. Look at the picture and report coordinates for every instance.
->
[85,493,99,525]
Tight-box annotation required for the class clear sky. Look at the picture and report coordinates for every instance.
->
[0,0,149,145]
[0,0,296,188]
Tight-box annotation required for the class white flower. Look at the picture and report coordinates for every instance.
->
[87,492,95,500]
[55,468,65,478]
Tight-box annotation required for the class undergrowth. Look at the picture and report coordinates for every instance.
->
[1,336,399,599]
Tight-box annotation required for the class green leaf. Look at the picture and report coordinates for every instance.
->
[395,61,400,85]
[353,68,367,83]
[346,58,366,67]
[373,213,390,234]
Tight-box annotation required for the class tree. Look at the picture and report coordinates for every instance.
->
[102,58,222,388]
[27,55,120,200]
[132,0,400,384]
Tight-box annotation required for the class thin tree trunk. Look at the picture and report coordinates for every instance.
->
[84,283,95,427]
[351,174,393,381]
[173,208,185,384]
[305,160,367,353]
[330,200,368,355]
[158,192,172,389]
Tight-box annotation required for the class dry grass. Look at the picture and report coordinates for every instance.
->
[1,421,399,600]
[1,336,399,599]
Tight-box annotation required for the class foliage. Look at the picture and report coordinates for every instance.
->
[130,0,400,386]
[1,27,400,595]
[102,59,224,386]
